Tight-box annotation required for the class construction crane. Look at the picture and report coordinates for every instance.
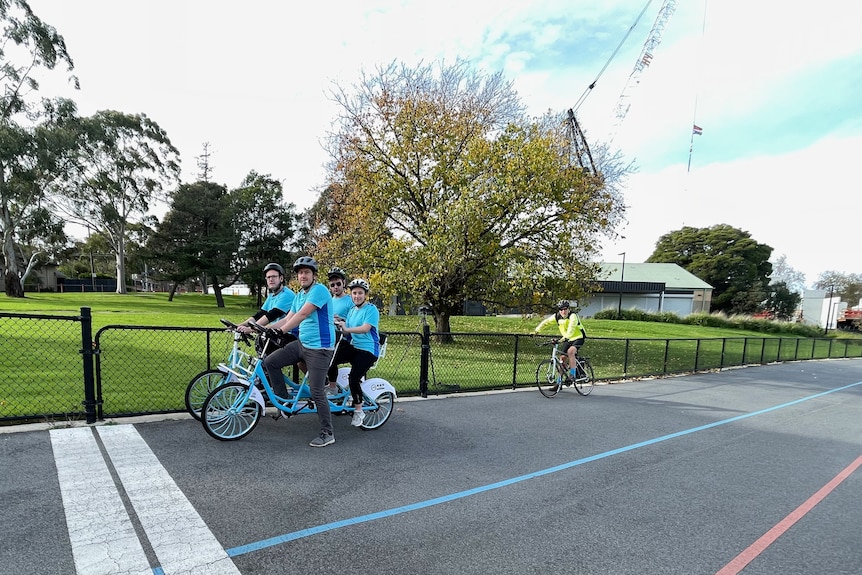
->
[566,1,676,175]
[566,108,598,177]
[609,0,678,141]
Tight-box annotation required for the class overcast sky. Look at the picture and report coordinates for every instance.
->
[28,0,862,289]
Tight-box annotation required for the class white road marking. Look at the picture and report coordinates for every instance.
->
[96,425,239,575]
[50,427,152,575]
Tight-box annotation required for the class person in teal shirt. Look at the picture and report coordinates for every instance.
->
[327,267,354,321]
[237,262,294,337]
[265,256,337,447]
[327,278,381,427]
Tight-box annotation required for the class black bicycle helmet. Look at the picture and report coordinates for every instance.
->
[347,278,370,292]
[263,262,285,276]
[327,266,347,280]
[292,256,319,273]
[556,300,570,310]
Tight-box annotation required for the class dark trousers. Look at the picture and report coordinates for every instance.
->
[327,344,378,406]
[264,341,334,435]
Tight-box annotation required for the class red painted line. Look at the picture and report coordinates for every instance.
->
[715,454,862,575]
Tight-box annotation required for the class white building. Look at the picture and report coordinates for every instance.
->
[579,263,714,318]
[801,289,841,329]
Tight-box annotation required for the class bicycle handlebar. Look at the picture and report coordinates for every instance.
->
[247,319,282,340]
[219,318,252,345]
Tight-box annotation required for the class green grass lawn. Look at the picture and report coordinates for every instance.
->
[5,292,859,340]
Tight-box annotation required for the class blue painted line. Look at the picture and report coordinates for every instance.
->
[226,380,862,558]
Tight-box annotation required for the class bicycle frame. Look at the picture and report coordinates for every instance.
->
[548,341,569,377]
[549,340,589,375]
[200,319,399,440]
[224,329,255,376]
[216,355,396,418]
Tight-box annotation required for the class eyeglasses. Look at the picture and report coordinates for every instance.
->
[329,282,342,287]
[265,275,281,280]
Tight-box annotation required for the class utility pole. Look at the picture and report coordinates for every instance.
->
[824,285,835,335]
[617,252,626,318]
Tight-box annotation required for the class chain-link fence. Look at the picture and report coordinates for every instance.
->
[0,310,91,424]
[3,308,862,425]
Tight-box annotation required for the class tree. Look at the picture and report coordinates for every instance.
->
[229,171,301,305]
[318,60,624,336]
[0,1,77,296]
[770,254,806,293]
[647,224,773,315]
[764,282,801,321]
[815,271,862,308]
[51,110,180,293]
[148,181,235,305]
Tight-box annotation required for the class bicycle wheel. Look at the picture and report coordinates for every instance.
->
[185,369,229,421]
[574,360,595,396]
[201,382,262,441]
[536,360,560,398]
[359,391,395,430]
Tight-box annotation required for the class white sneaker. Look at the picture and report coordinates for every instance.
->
[351,410,365,427]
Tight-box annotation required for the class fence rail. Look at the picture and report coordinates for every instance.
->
[2,308,861,425]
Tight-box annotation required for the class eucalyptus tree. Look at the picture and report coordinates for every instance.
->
[52,110,180,293]
[0,0,77,296]
[317,59,624,335]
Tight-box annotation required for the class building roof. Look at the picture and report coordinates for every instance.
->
[599,262,713,290]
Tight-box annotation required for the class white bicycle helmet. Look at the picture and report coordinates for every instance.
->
[347,278,370,292]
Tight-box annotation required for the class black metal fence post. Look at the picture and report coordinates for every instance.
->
[511,335,520,389]
[79,307,98,424]
[419,323,430,397]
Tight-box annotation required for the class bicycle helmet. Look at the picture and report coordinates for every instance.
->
[556,300,570,310]
[292,256,318,273]
[327,266,347,281]
[347,278,370,292]
[262,262,285,277]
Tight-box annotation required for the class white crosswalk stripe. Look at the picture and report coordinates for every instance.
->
[50,427,151,575]
[50,425,239,575]
[97,425,240,575]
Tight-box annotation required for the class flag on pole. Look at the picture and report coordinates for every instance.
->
[692,124,703,136]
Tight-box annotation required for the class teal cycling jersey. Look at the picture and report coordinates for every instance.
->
[292,283,336,349]
[262,288,294,321]
[332,294,353,320]
[346,302,381,356]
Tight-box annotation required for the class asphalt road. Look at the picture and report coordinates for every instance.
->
[2,359,861,575]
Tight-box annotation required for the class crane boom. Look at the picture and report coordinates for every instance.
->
[566,108,598,177]
[611,0,678,136]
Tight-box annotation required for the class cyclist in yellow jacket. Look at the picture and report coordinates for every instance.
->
[534,300,587,379]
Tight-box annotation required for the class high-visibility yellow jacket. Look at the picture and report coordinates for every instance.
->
[535,312,586,341]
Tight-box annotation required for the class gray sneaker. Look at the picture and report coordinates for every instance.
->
[309,432,335,448]
[351,410,365,427]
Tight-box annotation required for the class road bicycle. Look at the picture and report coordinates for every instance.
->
[199,320,397,441]
[535,338,594,398]
[184,319,256,421]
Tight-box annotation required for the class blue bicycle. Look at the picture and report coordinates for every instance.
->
[185,319,256,421]
[200,320,397,441]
